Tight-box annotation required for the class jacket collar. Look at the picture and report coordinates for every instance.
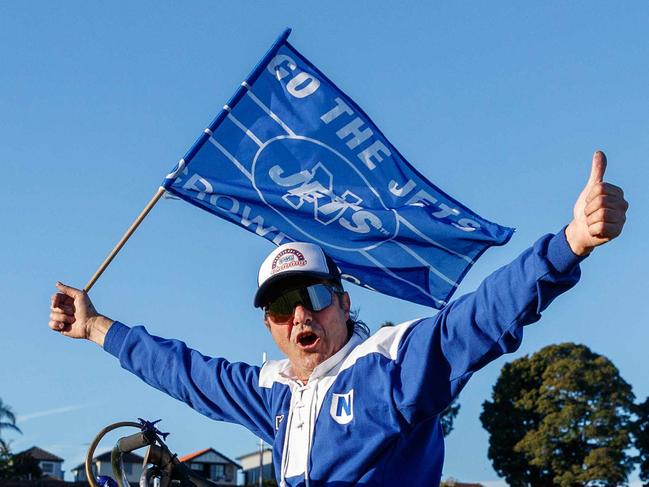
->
[278,334,364,383]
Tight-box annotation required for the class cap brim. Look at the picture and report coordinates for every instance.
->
[254,270,339,308]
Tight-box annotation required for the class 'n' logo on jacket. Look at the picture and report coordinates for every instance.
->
[330,389,354,424]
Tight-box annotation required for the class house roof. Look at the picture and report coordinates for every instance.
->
[179,447,211,463]
[179,447,241,469]
[17,447,64,462]
[71,450,145,471]
[236,447,272,461]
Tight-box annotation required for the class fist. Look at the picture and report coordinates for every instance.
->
[49,282,99,339]
[566,151,628,256]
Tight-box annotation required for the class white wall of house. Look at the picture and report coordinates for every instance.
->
[237,449,273,470]
[238,449,272,470]
[238,449,274,486]
[39,460,64,480]
[73,460,144,484]
[186,450,238,485]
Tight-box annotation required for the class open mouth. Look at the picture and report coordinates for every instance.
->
[296,331,319,349]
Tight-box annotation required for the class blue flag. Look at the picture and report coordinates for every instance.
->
[162,29,513,308]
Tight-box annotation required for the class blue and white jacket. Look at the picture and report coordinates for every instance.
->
[104,231,584,487]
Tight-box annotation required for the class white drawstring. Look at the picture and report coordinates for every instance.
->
[303,383,318,487]
[279,391,297,487]
[280,382,310,487]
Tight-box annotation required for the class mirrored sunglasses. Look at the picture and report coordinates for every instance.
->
[264,283,342,322]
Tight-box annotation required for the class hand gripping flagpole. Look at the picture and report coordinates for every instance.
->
[84,187,166,292]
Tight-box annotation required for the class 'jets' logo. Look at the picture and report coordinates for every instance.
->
[269,162,364,227]
[252,136,398,251]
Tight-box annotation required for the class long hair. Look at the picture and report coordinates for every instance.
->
[346,309,370,339]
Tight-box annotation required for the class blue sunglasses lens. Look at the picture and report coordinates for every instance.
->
[265,284,338,319]
[305,284,336,311]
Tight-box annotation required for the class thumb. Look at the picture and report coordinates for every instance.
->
[587,150,607,185]
[55,281,84,299]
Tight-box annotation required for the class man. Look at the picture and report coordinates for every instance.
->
[50,152,627,486]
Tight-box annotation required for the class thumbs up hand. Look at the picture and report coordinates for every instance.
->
[565,151,628,256]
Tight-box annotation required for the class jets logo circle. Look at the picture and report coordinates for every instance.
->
[252,136,398,251]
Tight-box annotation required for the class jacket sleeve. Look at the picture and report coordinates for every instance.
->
[104,323,275,443]
[393,229,586,424]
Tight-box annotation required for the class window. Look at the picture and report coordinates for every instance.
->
[41,462,54,474]
[210,464,225,480]
[247,468,260,484]
[190,463,203,471]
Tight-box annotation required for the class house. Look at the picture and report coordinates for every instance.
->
[71,446,240,486]
[70,450,145,484]
[179,447,240,485]
[441,479,485,487]
[237,447,274,486]
[15,446,65,480]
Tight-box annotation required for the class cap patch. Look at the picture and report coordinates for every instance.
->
[271,248,307,274]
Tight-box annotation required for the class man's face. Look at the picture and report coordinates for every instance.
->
[264,282,351,383]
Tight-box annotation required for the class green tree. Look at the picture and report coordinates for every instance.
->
[440,399,460,438]
[634,397,649,485]
[0,441,12,479]
[480,343,635,487]
[9,451,42,480]
[0,398,21,451]
[0,399,41,481]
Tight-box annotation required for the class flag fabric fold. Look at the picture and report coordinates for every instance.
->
[162,28,513,308]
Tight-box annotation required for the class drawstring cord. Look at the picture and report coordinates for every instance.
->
[303,383,318,487]
[280,382,310,487]
[279,392,296,487]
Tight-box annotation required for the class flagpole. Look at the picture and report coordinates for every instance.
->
[84,187,166,292]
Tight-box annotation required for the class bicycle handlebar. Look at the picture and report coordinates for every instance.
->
[85,421,141,487]
[85,419,222,487]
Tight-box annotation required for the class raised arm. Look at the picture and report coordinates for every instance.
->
[393,151,628,422]
[103,323,276,442]
[48,283,275,442]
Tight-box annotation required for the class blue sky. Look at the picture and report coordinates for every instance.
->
[1,1,648,483]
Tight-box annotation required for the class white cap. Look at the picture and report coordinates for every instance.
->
[254,242,341,308]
